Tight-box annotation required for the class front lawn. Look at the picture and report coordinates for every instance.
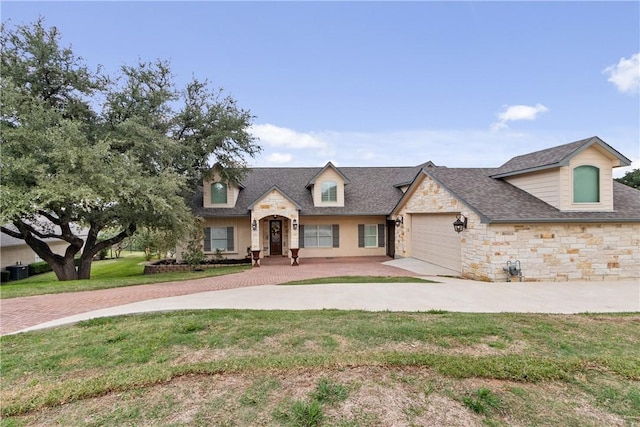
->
[281,276,436,285]
[1,311,639,425]
[0,254,250,299]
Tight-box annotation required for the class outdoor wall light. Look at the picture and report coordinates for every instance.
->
[453,214,467,233]
[252,219,257,231]
[292,218,298,230]
[395,216,404,226]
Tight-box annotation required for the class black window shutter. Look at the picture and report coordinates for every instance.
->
[204,227,211,252]
[332,224,340,248]
[298,225,305,248]
[378,224,385,248]
[227,227,234,251]
[358,224,364,248]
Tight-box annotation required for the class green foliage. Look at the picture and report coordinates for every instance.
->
[28,261,52,276]
[278,400,323,427]
[0,19,260,281]
[462,387,503,415]
[615,168,640,189]
[181,218,206,269]
[312,378,349,404]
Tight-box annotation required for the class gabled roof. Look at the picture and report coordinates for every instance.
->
[491,136,631,178]
[411,167,640,223]
[247,185,302,211]
[305,162,351,188]
[191,165,423,217]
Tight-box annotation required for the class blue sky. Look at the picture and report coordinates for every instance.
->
[2,1,639,176]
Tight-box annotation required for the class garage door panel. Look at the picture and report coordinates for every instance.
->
[411,214,461,272]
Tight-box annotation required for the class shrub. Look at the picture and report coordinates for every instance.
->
[28,261,52,276]
[0,270,10,283]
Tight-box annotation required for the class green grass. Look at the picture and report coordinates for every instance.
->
[0,254,250,299]
[281,275,436,285]
[1,310,639,425]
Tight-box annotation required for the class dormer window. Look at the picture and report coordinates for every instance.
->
[321,181,337,202]
[573,165,599,203]
[211,182,227,204]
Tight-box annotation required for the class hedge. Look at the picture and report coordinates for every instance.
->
[28,261,53,276]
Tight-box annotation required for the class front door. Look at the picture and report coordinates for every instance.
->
[270,220,282,256]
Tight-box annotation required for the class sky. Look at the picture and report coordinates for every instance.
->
[2,1,639,177]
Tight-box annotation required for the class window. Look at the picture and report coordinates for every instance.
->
[299,224,339,248]
[573,165,599,203]
[204,227,234,252]
[321,181,337,202]
[364,225,378,248]
[211,182,227,204]
[358,224,385,248]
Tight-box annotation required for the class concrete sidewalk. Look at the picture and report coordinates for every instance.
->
[12,276,640,334]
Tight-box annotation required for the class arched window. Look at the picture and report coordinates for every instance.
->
[211,182,227,204]
[573,165,599,203]
[321,181,337,202]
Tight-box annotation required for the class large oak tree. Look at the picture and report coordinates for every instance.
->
[0,19,260,280]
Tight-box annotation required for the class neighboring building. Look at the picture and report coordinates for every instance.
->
[0,233,68,269]
[1,225,88,270]
[182,136,640,282]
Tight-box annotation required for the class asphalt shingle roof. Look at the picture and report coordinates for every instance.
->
[426,167,640,223]
[491,136,631,178]
[190,138,639,224]
[191,166,423,217]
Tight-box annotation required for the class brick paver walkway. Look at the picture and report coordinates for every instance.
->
[0,257,415,335]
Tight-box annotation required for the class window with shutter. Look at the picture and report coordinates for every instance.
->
[205,226,235,252]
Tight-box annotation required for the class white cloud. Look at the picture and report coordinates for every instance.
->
[266,153,293,164]
[603,53,640,94]
[250,123,328,149]
[491,104,549,131]
[248,124,638,178]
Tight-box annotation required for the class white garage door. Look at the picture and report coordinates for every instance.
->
[411,214,461,273]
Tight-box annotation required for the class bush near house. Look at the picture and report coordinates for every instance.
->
[28,261,52,276]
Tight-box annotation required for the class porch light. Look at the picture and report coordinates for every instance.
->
[453,214,467,233]
[252,219,257,231]
[395,216,404,226]
[292,218,298,230]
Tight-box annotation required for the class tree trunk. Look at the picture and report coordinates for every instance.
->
[77,254,93,280]
[48,256,79,281]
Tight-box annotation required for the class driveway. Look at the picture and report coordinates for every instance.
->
[2,257,639,335]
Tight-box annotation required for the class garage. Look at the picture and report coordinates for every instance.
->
[411,214,462,273]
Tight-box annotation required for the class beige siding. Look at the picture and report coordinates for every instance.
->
[311,169,345,207]
[202,177,241,208]
[1,241,68,269]
[561,145,615,211]
[298,215,387,258]
[505,169,560,208]
[176,217,252,262]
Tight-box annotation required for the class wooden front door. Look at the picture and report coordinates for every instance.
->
[270,220,282,256]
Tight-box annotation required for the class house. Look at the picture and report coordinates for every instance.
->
[1,224,88,271]
[0,232,68,270]
[182,136,640,282]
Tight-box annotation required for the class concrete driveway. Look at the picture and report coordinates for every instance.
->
[8,258,639,335]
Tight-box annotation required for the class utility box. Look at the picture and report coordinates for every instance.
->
[6,264,29,281]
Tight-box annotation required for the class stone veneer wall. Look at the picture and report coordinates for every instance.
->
[251,189,300,256]
[473,222,640,282]
[396,173,640,282]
